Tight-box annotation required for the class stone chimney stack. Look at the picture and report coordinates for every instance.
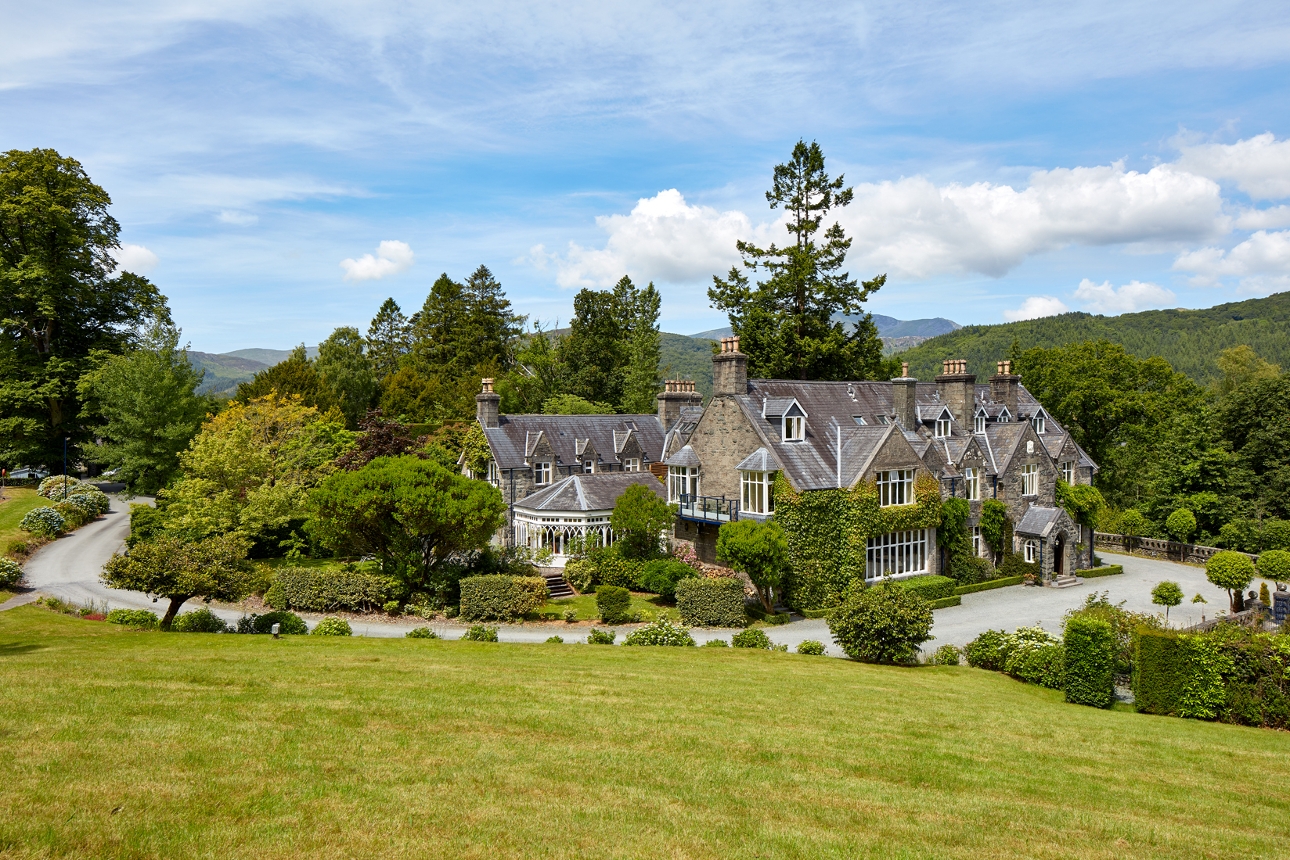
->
[891,362,918,431]
[712,336,748,397]
[989,360,1019,417]
[935,359,976,428]
[475,377,500,429]
[657,379,703,427]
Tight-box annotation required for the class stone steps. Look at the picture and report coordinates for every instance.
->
[1050,575,1083,589]
[542,570,575,599]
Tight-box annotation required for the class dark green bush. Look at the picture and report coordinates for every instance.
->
[1132,630,1188,715]
[953,576,1024,595]
[171,608,229,633]
[1065,591,1163,675]
[265,564,401,612]
[702,638,729,647]
[900,575,956,601]
[999,552,1040,580]
[237,611,308,635]
[1005,642,1065,689]
[964,630,1012,671]
[545,635,564,644]
[731,628,772,649]
[459,574,548,622]
[949,554,994,584]
[827,581,932,664]
[638,558,698,598]
[105,608,159,629]
[595,585,632,624]
[462,625,499,642]
[586,628,616,644]
[127,503,165,547]
[622,618,695,647]
[585,548,645,590]
[675,577,747,628]
[796,640,826,655]
[311,616,352,636]
[405,627,439,639]
[931,644,961,665]
[1064,616,1115,707]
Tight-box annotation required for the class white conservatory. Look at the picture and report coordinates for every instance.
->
[511,471,668,565]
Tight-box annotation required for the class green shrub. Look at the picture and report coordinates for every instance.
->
[105,608,159,629]
[20,507,65,537]
[702,638,729,647]
[38,475,83,498]
[1257,549,1290,584]
[586,628,616,645]
[638,558,698,598]
[405,627,439,639]
[622,618,696,647]
[1065,591,1164,675]
[0,558,23,588]
[266,565,401,612]
[675,577,747,628]
[595,585,632,624]
[1005,641,1065,690]
[930,595,962,609]
[998,552,1040,580]
[126,504,164,547]
[827,581,932,664]
[69,489,110,517]
[899,575,956,601]
[459,574,548,622]
[563,609,578,623]
[545,635,564,644]
[462,625,499,642]
[953,576,1024,595]
[796,640,826,656]
[931,644,961,665]
[949,554,994,584]
[312,616,352,636]
[1132,630,1229,719]
[236,611,308,635]
[964,630,1012,671]
[1077,565,1123,578]
[564,558,595,593]
[731,628,772,649]
[1063,616,1115,707]
[171,608,229,633]
[52,500,88,530]
[383,600,401,614]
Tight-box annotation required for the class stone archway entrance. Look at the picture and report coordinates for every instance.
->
[1053,533,1065,577]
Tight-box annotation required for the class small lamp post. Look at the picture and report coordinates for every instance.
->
[271,623,281,640]
[63,437,70,499]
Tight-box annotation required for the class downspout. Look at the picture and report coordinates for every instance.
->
[833,418,842,489]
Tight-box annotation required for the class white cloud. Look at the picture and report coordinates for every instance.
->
[1004,296,1069,322]
[217,209,259,226]
[1072,279,1176,314]
[1234,205,1290,230]
[111,243,159,274]
[1176,133,1290,200]
[339,240,414,281]
[1172,230,1290,292]
[549,189,776,288]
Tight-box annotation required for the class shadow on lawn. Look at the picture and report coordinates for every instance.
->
[0,642,47,657]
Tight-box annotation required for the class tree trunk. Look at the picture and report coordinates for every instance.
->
[160,595,190,630]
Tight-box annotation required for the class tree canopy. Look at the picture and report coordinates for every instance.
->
[315,326,377,429]
[716,519,789,612]
[609,483,673,560]
[102,533,252,628]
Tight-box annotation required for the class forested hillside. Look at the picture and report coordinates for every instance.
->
[897,292,1290,385]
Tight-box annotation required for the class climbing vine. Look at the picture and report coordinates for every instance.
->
[774,472,942,610]
[460,423,492,478]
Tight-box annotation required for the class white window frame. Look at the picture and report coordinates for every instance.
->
[865,529,929,580]
[783,415,805,442]
[971,526,982,558]
[1024,539,1038,564]
[1021,463,1038,497]
[668,466,699,502]
[935,415,951,438]
[1061,460,1074,484]
[582,460,595,474]
[534,461,553,485]
[964,467,979,501]
[998,408,1011,423]
[1033,413,1046,434]
[486,460,499,487]
[876,469,914,507]
[623,458,641,472]
[740,470,776,515]
[974,413,986,434]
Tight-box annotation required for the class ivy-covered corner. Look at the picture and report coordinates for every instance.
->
[459,423,492,479]
[774,472,942,611]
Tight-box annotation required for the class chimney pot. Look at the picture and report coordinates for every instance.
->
[901,361,909,378]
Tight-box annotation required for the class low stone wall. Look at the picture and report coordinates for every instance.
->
[1093,532,1257,565]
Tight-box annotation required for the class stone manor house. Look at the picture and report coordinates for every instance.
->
[468,338,1098,584]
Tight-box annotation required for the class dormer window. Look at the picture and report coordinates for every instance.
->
[783,415,805,442]
[624,458,641,472]
[582,460,595,474]
[934,410,952,438]
[852,416,866,426]
[974,411,986,434]
[877,415,891,425]
[998,408,1011,423]
[1032,411,1046,434]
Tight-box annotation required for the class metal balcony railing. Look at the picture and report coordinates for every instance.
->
[676,494,739,525]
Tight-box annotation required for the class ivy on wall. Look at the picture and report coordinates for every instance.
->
[774,472,942,610]
[460,423,492,477]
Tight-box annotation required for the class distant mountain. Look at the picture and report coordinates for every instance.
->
[690,313,959,353]
[896,292,1290,387]
[223,346,318,365]
[188,346,319,396]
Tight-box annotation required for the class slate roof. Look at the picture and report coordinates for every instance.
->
[1015,505,1067,538]
[664,445,701,468]
[482,413,666,470]
[662,405,704,459]
[512,472,666,513]
[735,447,780,472]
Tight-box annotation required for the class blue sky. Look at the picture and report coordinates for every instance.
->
[4,1,1290,351]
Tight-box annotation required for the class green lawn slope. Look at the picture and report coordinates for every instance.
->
[897,291,1290,386]
[1,607,1287,859]
[0,488,49,558]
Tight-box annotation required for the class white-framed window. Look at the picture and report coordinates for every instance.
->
[623,458,641,472]
[1033,413,1046,434]
[783,415,805,442]
[865,529,929,580]
[741,470,776,515]
[486,460,499,487]
[964,467,979,501]
[582,460,595,474]
[1061,460,1074,484]
[974,413,986,434]
[971,526,982,557]
[852,416,866,426]
[998,408,1011,423]
[668,466,699,502]
[1021,463,1038,496]
[1024,539,1038,563]
[935,414,951,438]
[534,461,552,485]
[876,469,914,507]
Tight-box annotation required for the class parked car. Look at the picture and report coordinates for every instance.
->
[7,467,50,479]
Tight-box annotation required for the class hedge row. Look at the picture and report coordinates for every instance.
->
[1077,565,1124,578]
[952,576,1024,595]
[899,575,956,601]
[1064,616,1115,708]
[264,566,400,612]
[676,577,746,627]
[930,595,962,609]
[459,575,548,622]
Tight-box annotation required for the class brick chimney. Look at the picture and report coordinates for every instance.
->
[475,377,500,429]
[935,359,975,428]
[891,361,918,431]
[989,360,1019,417]
[657,379,702,427]
[712,336,748,397]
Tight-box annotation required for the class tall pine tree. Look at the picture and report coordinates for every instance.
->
[620,280,661,413]
[460,265,524,373]
[366,298,410,380]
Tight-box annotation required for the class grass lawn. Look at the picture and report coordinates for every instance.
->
[2,609,1288,858]
[0,488,49,556]
[532,591,673,622]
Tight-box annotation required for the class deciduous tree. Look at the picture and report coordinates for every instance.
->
[716,518,789,612]
[610,483,673,561]
[315,326,377,429]
[102,533,252,628]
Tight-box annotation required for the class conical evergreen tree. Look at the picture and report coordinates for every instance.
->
[366,298,410,380]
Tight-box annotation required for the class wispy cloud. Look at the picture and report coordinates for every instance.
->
[1073,279,1176,314]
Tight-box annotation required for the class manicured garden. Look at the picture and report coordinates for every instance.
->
[1,606,1288,859]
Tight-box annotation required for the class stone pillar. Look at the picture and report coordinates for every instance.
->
[475,378,500,429]
[935,359,976,427]
[712,336,748,397]
[891,361,918,431]
[990,360,1020,417]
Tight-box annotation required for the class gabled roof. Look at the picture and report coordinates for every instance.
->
[762,397,804,418]
[735,447,780,472]
[482,413,666,470]
[664,445,701,468]
[513,471,666,514]
[1015,505,1069,538]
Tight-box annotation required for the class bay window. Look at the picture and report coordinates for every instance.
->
[865,529,929,580]
[668,466,699,502]
[740,470,776,515]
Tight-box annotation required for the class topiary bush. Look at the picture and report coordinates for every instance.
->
[964,629,1012,671]
[1257,549,1290,586]
[171,607,229,633]
[405,627,439,639]
[731,628,772,649]
[622,617,696,647]
[595,584,632,624]
[900,575,956,601]
[265,565,401,613]
[1063,615,1115,707]
[312,616,352,636]
[563,558,595,593]
[462,625,499,642]
[638,558,698,599]
[105,608,159,629]
[586,628,616,644]
[459,574,548,622]
[931,644,961,665]
[675,577,747,628]
[827,581,932,664]
[236,611,308,635]
[0,558,23,588]
[796,640,826,655]
[20,507,65,537]
[1206,550,1256,612]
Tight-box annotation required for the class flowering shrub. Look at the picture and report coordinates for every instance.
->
[68,490,110,517]
[586,628,615,644]
[0,558,23,588]
[931,644,961,665]
[671,541,703,571]
[20,507,65,537]
[311,616,353,636]
[38,475,83,499]
[622,617,696,647]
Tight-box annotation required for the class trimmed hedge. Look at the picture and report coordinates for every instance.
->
[265,565,400,612]
[675,577,747,628]
[953,576,1024,595]
[458,575,548,622]
[900,575,956,601]
[1132,630,1227,720]
[800,607,835,619]
[1078,565,1124,578]
[1064,616,1115,708]
[930,595,962,609]
[595,585,632,624]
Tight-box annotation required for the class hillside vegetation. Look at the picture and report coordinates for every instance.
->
[898,292,1290,385]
